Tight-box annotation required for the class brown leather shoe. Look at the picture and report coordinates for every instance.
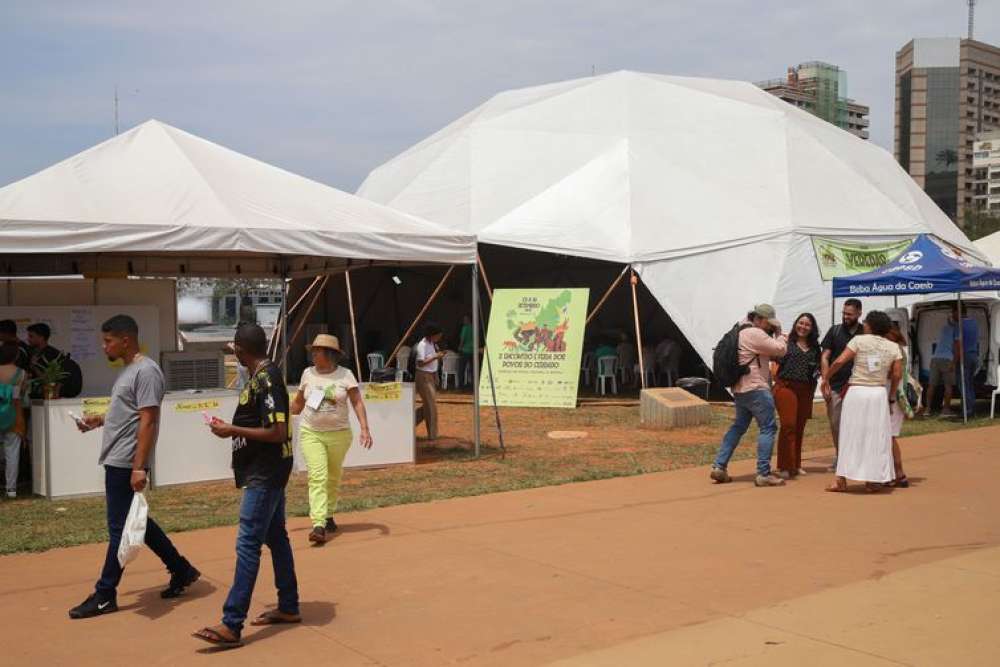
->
[308,526,326,545]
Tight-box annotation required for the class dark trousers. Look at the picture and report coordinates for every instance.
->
[222,486,299,633]
[459,353,473,388]
[96,465,186,599]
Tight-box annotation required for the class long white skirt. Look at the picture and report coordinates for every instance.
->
[836,385,894,483]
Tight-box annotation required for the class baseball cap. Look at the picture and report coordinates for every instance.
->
[752,304,781,330]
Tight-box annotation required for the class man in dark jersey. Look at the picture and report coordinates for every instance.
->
[193,323,299,649]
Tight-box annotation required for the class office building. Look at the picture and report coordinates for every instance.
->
[756,62,870,139]
[895,38,1000,222]
[973,130,1000,214]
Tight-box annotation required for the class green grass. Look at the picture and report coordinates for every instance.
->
[0,404,992,556]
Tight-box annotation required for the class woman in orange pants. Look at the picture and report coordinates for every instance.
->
[772,313,821,479]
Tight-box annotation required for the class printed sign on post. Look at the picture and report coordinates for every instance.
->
[364,382,402,402]
[812,238,915,281]
[479,288,589,409]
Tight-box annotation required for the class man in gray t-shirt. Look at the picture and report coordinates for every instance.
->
[68,315,200,620]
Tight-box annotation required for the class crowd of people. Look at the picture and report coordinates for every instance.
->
[710,298,979,492]
[0,319,85,498]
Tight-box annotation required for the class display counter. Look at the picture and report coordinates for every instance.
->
[31,383,416,499]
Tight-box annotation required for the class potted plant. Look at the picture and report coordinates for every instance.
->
[32,356,69,400]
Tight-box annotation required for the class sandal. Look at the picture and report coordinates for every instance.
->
[864,483,882,493]
[891,476,910,488]
[251,610,302,626]
[192,625,243,649]
[825,483,848,493]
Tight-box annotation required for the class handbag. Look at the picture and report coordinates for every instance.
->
[117,492,148,568]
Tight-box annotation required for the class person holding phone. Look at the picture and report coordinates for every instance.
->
[69,315,199,620]
[414,323,445,440]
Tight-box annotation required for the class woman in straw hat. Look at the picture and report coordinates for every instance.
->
[291,334,373,544]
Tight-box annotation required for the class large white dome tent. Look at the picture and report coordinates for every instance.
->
[358,70,981,369]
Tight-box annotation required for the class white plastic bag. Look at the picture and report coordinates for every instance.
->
[117,492,148,568]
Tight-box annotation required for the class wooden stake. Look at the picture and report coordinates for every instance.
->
[477,253,494,302]
[630,268,646,390]
[345,268,363,377]
[387,265,455,365]
[283,275,329,365]
[586,265,630,325]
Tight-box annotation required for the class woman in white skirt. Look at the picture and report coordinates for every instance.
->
[822,311,902,493]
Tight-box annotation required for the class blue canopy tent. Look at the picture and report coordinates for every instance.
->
[833,234,1000,423]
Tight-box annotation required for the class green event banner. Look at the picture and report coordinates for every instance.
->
[479,288,589,408]
[811,237,915,281]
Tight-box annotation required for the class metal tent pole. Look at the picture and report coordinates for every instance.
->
[472,264,481,457]
[957,294,968,424]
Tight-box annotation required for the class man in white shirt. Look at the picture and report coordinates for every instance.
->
[414,324,445,439]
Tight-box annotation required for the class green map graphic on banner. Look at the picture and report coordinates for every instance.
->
[811,237,915,281]
[479,288,589,408]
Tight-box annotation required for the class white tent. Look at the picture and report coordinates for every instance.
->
[0,120,476,277]
[976,231,1000,266]
[358,70,980,366]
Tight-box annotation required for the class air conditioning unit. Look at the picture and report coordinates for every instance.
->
[161,351,225,391]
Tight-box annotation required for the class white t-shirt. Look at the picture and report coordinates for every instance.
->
[298,366,359,432]
[416,338,439,373]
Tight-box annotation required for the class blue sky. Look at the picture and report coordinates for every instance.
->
[2,1,999,192]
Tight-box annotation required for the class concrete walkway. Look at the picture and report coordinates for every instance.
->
[1,425,998,666]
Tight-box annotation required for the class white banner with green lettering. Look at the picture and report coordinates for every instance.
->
[811,237,915,281]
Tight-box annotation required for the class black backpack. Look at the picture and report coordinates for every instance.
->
[712,323,755,388]
[60,354,83,398]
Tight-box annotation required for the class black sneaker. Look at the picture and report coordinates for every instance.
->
[68,593,118,619]
[161,564,201,599]
[325,517,338,533]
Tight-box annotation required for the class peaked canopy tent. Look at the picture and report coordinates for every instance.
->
[0,120,484,450]
[976,231,1000,267]
[358,70,982,379]
[833,234,1000,422]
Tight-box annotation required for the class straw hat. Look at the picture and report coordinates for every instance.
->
[308,334,342,352]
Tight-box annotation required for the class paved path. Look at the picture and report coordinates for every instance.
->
[1,426,998,666]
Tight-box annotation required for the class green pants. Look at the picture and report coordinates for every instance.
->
[300,426,352,527]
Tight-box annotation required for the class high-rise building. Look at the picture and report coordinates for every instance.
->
[895,38,1000,223]
[756,62,870,139]
[972,130,1000,215]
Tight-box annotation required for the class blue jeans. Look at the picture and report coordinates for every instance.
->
[222,486,299,633]
[96,466,187,599]
[957,353,978,417]
[714,389,777,476]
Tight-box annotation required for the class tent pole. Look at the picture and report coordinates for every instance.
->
[586,265,630,325]
[280,260,289,384]
[477,252,494,302]
[630,268,646,390]
[474,273,505,459]
[893,295,898,309]
[345,268,363,378]
[284,275,329,366]
[472,264,481,457]
[269,274,323,357]
[387,265,455,366]
[957,294,968,424]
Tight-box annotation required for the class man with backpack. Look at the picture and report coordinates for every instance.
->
[0,343,28,498]
[819,298,862,468]
[710,304,788,487]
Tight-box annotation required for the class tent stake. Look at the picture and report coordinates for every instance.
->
[586,265,630,325]
[387,265,455,366]
[345,268,363,377]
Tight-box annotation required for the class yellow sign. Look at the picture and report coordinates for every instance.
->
[364,382,401,402]
[82,397,111,416]
[174,399,221,413]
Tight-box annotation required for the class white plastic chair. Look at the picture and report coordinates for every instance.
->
[581,352,594,386]
[395,347,411,382]
[991,364,1000,419]
[367,352,385,382]
[596,355,618,395]
[441,352,461,390]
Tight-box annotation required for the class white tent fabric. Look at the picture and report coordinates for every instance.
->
[0,120,475,276]
[358,70,980,366]
[976,231,1000,266]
